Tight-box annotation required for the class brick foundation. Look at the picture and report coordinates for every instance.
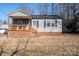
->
[8,30,62,38]
[37,32,62,36]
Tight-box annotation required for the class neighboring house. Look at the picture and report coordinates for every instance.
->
[1,25,8,29]
[0,28,6,34]
[8,11,62,37]
[0,25,8,34]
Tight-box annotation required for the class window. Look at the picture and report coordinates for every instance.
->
[33,21,37,26]
[44,20,46,28]
[33,20,39,28]
[37,21,39,27]
[58,21,62,25]
[47,20,50,27]
[51,22,54,27]
[50,20,57,27]
[55,20,57,27]
[46,20,57,27]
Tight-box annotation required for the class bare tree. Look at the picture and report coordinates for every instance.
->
[38,3,48,15]
[11,39,29,56]
[51,3,54,15]
[3,20,8,25]
[65,3,77,32]
[0,40,5,56]
[0,38,29,56]
[0,19,2,27]
[17,4,32,15]
[55,3,77,32]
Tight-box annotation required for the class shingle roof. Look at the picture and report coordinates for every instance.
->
[8,10,31,17]
[32,15,62,19]
[8,10,62,19]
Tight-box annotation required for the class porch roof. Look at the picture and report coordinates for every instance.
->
[8,10,31,19]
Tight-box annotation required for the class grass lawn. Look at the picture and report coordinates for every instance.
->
[0,34,79,56]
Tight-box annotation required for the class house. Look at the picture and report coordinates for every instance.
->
[8,11,62,37]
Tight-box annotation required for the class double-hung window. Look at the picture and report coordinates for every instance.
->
[51,22,55,27]
[55,20,57,27]
[44,20,46,28]
[33,20,39,28]
[47,20,50,27]
[37,20,39,27]
[50,20,56,27]
[45,19,57,28]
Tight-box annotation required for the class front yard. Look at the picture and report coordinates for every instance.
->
[0,34,79,56]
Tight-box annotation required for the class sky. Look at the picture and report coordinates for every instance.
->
[0,3,40,23]
[0,3,79,24]
[0,3,54,25]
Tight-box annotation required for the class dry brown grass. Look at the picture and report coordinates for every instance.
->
[0,34,79,56]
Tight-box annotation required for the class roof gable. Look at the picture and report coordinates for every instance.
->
[8,11,31,17]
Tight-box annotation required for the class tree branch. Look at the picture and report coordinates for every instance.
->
[11,39,29,56]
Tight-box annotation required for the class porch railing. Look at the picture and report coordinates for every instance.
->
[8,24,31,31]
[8,24,38,35]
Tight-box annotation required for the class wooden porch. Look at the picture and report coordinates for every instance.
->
[8,24,32,31]
[8,11,38,37]
[8,24,38,37]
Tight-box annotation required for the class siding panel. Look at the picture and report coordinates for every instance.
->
[32,19,62,32]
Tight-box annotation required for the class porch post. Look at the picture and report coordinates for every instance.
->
[8,17,10,25]
[29,18,31,25]
[11,17,13,25]
[28,18,31,29]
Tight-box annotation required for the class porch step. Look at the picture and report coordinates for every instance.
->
[30,27,38,36]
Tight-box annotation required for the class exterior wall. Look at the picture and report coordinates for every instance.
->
[32,19,62,32]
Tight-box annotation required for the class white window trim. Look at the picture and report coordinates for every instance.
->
[45,19,57,28]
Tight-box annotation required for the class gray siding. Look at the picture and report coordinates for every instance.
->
[32,19,62,32]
